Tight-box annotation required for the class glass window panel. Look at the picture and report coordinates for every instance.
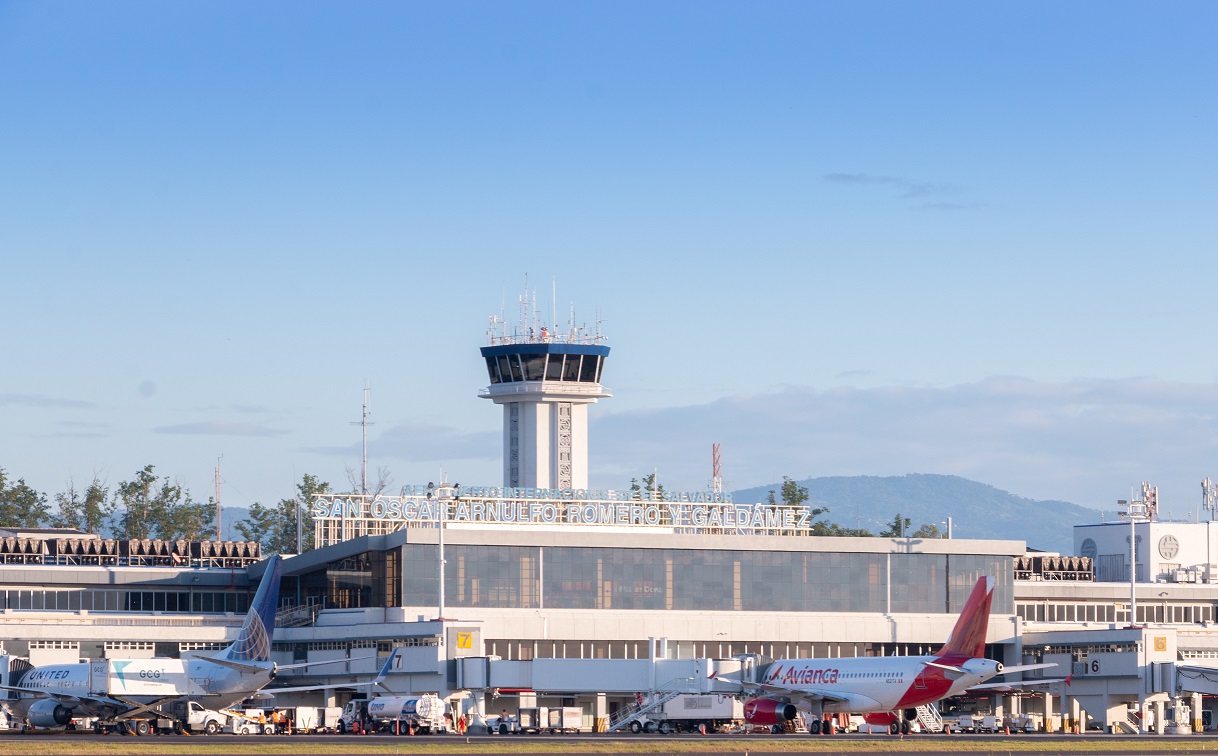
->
[485,356,501,384]
[579,355,599,382]
[544,354,563,381]
[496,355,513,382]
[522,355,545,381]
[508,355,524,382]
[562,355,581,381]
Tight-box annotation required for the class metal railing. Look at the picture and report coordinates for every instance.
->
[606,676,704,732]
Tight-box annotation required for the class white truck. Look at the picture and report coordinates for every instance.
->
[338,695,448,734]
[169,701,228,734]
[645,694,744,734]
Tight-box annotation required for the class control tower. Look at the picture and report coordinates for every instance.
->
[479,304,610,491]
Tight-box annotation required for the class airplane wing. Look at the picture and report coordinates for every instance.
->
[997,662,1057,675]
[261,678,388,696]
[263,649,399,696]
[0,683,79,705]
[749,682,851,704]
[967,677,1068,693]
[0,683,178,720]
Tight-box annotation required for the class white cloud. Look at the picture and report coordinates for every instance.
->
[589,377,1218,511]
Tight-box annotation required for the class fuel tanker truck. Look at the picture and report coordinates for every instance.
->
[337,694,448,734]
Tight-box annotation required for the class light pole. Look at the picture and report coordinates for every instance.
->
[1122,498,1147,627]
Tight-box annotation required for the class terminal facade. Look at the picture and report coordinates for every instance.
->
[4,314,1218,733]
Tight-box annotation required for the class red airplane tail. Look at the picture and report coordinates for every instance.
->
[934,576,994,659]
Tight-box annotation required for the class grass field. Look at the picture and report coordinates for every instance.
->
[6,734,1218,755]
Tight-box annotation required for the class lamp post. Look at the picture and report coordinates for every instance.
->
[1121,498,1146,627]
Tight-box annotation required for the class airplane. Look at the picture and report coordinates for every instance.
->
[0,554,382,733]
[722,576,1058,734]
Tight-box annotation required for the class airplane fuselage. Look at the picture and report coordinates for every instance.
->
[5,657,274,725]
[759,654,1002,715]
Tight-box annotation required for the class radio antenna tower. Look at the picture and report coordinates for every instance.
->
[712,443,723,493]
[1204,478,1218,522]
[214,455,223,541]
[350,386,373,495]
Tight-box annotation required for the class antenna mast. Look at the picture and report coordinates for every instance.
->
[214,456,222,541]
[350,387,373,495]
[712,443,723,493]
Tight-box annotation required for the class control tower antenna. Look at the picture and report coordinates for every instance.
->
[480,286,611,490]
[1204,478,1218,522]
[712,443,723,494]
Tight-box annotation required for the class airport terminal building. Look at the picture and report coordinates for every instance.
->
[4,315,1218,733]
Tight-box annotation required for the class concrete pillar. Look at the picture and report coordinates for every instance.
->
[1044,692,1055,733]
[595,693,608,733]
[1193,692,1203,733]
[1155,699,1165,735]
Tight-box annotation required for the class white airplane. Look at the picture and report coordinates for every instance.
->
[727,576,1057,734]
[0,554,372,732]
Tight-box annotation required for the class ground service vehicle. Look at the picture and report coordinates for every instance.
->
[652,695,742,734]
[484,712,519,734]
[170,701,228,734]
[547,706,584,733]
[517,707,547,733]
[338,695,447,734]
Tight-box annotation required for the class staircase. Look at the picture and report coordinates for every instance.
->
[275,603,319,628]
[915,703,943,733]
[606,676,703,732]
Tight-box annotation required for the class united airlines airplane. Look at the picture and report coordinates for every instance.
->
[0,554,343,732]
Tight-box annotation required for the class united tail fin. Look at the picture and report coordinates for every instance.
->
[934,576,994,659]
[372,648,398,693]
[225,554,282,663]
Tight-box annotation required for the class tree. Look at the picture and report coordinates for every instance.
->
[813,521,875,537]
[236,474,331,555]
[630,473,665,501]
[881,513,912,538]
[0,468,50,527]
[911,523,943,539]
[778,476,830,530]
[345,465,393,497]
[54,474,113,534]
[112,465,212,541]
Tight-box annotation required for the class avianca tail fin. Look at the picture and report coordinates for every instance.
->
[934,576,993,659]
[225,554,282,663]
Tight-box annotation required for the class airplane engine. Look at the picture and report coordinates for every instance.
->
[743,697,797,726]
[28,698,74,727]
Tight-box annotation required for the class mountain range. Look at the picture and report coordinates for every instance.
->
[733,474,1095,554]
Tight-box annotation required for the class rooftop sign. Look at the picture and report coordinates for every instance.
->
[311,486,814,547]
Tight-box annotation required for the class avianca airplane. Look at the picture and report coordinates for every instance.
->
[730,576,1055,734]
[0,554,374,732]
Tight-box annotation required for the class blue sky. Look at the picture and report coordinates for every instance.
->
[2,2,1216,526]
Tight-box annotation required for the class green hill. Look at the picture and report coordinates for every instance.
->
[733,474,1096,554]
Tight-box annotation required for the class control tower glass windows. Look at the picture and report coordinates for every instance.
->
[545,354,564,381]
[561,355,581,381]
[485,356,503,384]
[579,355,599,382]
[507,355,524,382]
[522,354,546,381]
